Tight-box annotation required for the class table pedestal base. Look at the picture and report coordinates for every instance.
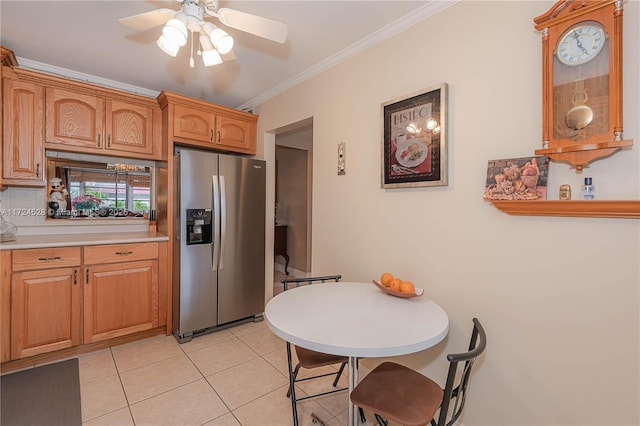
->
[348,357,359,426]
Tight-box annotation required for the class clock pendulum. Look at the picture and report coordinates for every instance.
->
[565,74,592,135]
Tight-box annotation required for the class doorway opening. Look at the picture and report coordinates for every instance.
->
[273,118,313,295]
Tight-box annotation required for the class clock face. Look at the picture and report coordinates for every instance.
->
[556,22,606,66]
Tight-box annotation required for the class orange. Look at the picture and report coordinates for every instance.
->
[380,272,394,287]
[389,278,402,292]
[400,281,415,293]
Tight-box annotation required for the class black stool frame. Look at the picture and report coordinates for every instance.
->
[281,275,365,426]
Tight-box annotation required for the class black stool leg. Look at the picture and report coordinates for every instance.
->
[286,342,299,426]
[333,362,346,387]
[359,407,366,424]
[286,364,301,398]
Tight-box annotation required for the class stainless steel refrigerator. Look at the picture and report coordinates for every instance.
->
[173,147,266,342]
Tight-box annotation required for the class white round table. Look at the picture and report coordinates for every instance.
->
[264,281,449,426]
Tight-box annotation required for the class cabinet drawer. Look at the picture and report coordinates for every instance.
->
[12,247,82,271]
[84,242,158,265]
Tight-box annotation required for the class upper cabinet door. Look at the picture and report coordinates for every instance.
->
[216,115,255,153]
[2,79,45,186]
[45,87,104,149]
[105,100,154,155]
[174,104,216,143]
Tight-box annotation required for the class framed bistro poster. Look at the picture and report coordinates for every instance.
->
[381,83,447,188]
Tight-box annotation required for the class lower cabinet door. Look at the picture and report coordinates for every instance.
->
[11,267,81,359]
[83,260,158,344]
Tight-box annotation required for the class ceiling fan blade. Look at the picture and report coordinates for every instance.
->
[216,8,287,43]
[119,8,177,31]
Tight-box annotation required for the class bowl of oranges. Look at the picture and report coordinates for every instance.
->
[372,272,424,298]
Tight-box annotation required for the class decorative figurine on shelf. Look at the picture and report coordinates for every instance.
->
[48,177,68,218]
[483,156,549,201]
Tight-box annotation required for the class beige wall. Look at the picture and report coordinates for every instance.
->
[256,1,640,425]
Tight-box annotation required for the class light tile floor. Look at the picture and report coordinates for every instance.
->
[72,270,391,426]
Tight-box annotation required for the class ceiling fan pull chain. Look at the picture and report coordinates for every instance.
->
[189,29,195,68]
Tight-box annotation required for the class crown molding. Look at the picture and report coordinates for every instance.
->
[238,0,459,111]
[15,57,160,99]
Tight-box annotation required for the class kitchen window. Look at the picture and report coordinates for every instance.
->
[68,168,151,214]
[46,156,153,219]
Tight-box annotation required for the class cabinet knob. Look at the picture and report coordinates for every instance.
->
[73,269,78,286]
[115,251,133,255]
[97,133,101,148]
[107,135,111,148]
[217,130,221,143]
[210,129,214,142]
[36,163,40,178]
[85,268,90,285]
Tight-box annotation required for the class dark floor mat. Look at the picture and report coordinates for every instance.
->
[1,358,82,426]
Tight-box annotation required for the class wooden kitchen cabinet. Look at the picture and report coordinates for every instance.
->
[83,242,159,344]
[105,99,154,155]
[10,247,82,359]
[2,78,46,186]
[6,242,162,361]
[0,66,161,163]
[45,88,155,157]
[174,104,216,143]
[173,105,253,152]
[158,90,258,154]
[216,115,255,152]
[45,87,104,149]
[1,250,12,363]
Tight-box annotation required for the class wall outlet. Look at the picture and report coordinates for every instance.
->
[338,142,346,175]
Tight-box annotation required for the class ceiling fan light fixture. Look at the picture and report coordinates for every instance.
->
[202,48,223,67]
[199,34,214,51]
[162,16,188,47]
[121,1,288,68]
[210,28,233,54]
[202,22,234,55]
[157,34,180,57]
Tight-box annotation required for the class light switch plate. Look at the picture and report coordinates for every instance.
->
[338,142,346,175]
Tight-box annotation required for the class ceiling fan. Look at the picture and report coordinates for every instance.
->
[119,0,287,68]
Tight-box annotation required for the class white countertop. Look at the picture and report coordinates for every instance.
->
[0,231,169,250]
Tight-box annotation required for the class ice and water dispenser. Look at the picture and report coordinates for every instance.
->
[186,209,213,245]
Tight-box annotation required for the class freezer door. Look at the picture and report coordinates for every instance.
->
[175,148,219,336]
[217,156,266,325]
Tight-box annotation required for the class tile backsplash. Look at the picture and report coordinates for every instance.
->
[0,187,149,235]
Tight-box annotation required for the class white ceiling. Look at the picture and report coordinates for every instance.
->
[0,1,454,110]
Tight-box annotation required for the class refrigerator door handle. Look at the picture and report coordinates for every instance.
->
[220,175,227,270]
[212,175,220,272]
[175,152,181,242]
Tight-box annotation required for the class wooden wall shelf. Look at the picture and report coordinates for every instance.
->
[488,200,640,218]
[534,140,633,172]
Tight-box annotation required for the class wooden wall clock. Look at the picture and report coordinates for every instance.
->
[534,0,633,171]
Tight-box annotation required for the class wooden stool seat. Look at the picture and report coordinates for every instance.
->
[350,361,444,426]
[350,318,486,426]
[296,346,347,369]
